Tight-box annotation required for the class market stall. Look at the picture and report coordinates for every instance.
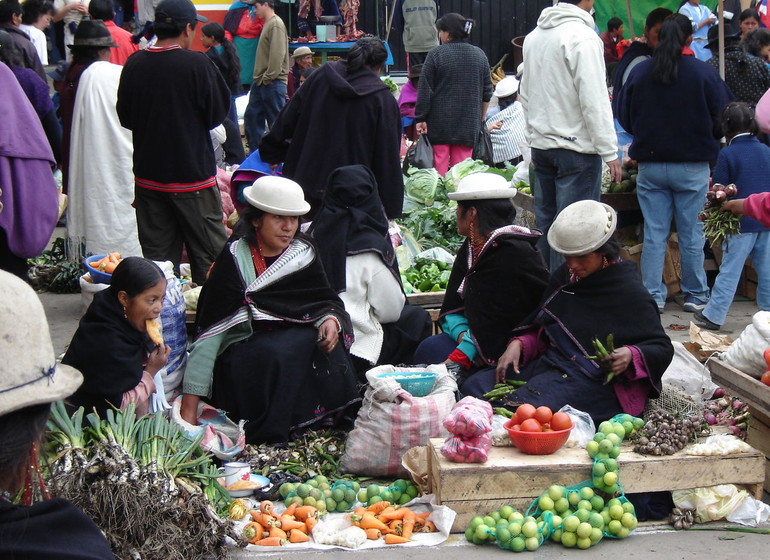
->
[289,40,394,65]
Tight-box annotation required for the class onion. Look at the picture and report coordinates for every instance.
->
[711,182,725,192]
[712,387,725,398]
[729,425,742,436]
[715,190,727,201]
[724,184,738,197]
[732,400,744,409]
[704,412,717,425]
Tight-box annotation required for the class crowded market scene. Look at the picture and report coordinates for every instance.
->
[4,0,770,557]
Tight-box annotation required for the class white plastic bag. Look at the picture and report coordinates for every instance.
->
[560,404,595,448]
[491,414,513,446]
[672,484,770,526]
[79,273,109,313]
[340,364,457,476]
[722,311,770,377]
[661,341,718,401]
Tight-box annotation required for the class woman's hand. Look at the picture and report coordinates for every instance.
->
[145,343,171,375]
[180,394,200,426]
[605,346,632,377]
[496,339,523,383]
[317,318,339,354]
[415,122,428,135]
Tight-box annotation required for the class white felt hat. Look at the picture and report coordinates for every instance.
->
[494,76,519,98]
[448,173,517,201]
[243,176,311,216]
[547,200,617,256]
[0,271,83,416]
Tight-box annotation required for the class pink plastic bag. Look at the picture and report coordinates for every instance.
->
[440,433,492,463]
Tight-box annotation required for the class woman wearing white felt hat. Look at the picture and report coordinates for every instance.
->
[462,200,675,427]
[485,75,527,167]
[0,271,114,558]
[180,176,361,444]
[414,173,549,383]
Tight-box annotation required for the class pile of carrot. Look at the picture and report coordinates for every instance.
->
[242,500,318,546]
[348,500,437,544]
[242,499,438,547]
[88,252,122,274]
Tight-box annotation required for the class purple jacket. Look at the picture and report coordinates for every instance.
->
[0,63,58,258]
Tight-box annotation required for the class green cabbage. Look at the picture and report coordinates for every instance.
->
[404,167,443,206]
[443,158,490,193]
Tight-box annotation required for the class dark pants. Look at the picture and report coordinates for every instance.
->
[532,148,602,271]
[134,186,228,285]
[244,80,286,151]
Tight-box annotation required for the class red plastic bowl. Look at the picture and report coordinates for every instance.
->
[503,418,572,455]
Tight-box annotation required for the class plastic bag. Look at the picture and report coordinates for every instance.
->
[79,273,109,313]
[170,396,245,460]
[722,311,770,377]
[472,126,494,166]
[440,433,492,463]
[685,433,753,456]
[661,341,718,400]
[672,484,770,525]
[490,414,513,446]
[560,405,595,448]
[402,134,433,173]
[443,396,493,438]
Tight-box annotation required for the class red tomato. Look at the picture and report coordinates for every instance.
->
[520,418,543,432]
[533,406,553,425]
[764,349,770,369]
[516,403,537,422]
[550,412,574,431]
[511,424,521,431]
[761,371,770,387]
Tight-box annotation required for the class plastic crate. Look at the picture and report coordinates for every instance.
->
[376,371,437,397]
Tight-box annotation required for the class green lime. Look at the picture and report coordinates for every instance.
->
[521,520,538,538]
[278,483,293,499]
[314,475,328,485]
[586,440,600,458]
[330,488,344,502]
[623,501,636,514]
[307,479,318,488]
[336,500,350,512]
[295,483,311,498]
[632,417,645,430]
[368,495,382,506]
[344,488,356,503]
[613,423,627,439]
[510,536,526,552]
[575,508,590,522]
[496,527,511,544]
[508,521,522,536]
[590,495,605,511]
[499,505,514,520]
[406,485,418,498]
[482,516,496,528]
[576,522,592,539]
[490,511,501,522]
[609,504,624,520]
[350,481,360,492]
[590,527,603,543]
[576,536,592,549]
[315,500,327,513]
[592,462,606,477]
[588,512,604,529]
[603,471,618,486]
[325,497,337,511]
[548,484,566,501]
[525,536,540,551]
[309,488,323,500]
[538,495,555,512]
[622,421,635,436]
[563,515,580,533]
[390,488,402,501]
[599,421,614,434]
[474,525,490,541]
[561,531,577,548]
[380,490,393,503]
[393,479,409,490]
[398,493,412,505]
[468,516,485,530]
[621,512,637,529]
[465,526,475,542]
[303,496,316,507]
[579,486,594,500]
[554,497,570,513]
[567,491,581,507]
[550,528,562,543]
[357,489,367,503]
[577,499,593,512]
[366,484,381,500]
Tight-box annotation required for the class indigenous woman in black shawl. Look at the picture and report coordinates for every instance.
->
[309,165,432,377]
[180,176,361,444]
[465,200,674,423]
[63,257,171,416]
[413,173,549,378]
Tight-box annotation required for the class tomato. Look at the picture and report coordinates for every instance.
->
[761,371,770,387]
[520,418,543,432]
[764,348,770,369]
[550,411,574,431]
[511,424,521,431]
[533,406,553,425]
[516,403,537,422]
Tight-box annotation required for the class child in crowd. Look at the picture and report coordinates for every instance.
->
[695,102,770,330]
[397,63,421,141]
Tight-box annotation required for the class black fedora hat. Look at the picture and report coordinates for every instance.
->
[68,20,118,48]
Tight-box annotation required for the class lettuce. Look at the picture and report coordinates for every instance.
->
[443,158,490,193]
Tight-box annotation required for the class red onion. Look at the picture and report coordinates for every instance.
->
[728,425,742,436]
[732,400,744,409]
[704,412,717,425]
[712,387,726,398]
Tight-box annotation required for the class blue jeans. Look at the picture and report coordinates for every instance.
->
[244,80,286,151]
[531,148,602,271]
[636,161,710,309]
[703,231,770,325]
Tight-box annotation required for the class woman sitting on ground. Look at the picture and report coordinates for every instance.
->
[63,257,170,416]
[413,173,549,383]
[309,165,432,376]
[180,176,361,444]
[464,200,674,424]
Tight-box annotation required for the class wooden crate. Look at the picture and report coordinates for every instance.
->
[406,291,445,335]
[708,358,770,491]
[427,437,765,532]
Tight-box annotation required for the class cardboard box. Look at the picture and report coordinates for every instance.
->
[620,243,642,269]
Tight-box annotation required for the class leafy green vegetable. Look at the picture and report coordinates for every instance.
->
[484,161,517,182]
[403,257,452,293]
[404,167,443,206]
[381,76,398,93]
[443,158,490,193]
[397,200,464,254]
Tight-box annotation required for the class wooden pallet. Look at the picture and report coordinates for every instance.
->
[427,437,765,532]
[708,358,770,491]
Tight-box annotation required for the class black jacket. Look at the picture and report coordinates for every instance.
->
[0,24,46,82]
[260,60,404,218]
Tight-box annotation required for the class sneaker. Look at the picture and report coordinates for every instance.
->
[674,293,707,312]
[694,309,720,331]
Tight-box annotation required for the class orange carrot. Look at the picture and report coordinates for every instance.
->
[385,534,410,544]
[288,529,310,543]
[292,522,308,534]
[365,528,382,540]
[367,501,392,514]
[356,513,390,532]
[277,516,305,531]
[250,511,276,529]
[415,511,431,520]
[304,516,318,532]
[283,502,299,517]
[379,508,411,522]
[401,511,417,540]
[268,526,287,540]
[259,500,275,515]
[253,537,285,546]
[294,505,318,521]
[420,520,437,533]
[389,520,403,535]
[353,506,367,517]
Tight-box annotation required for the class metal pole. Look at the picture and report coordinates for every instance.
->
[718,0,725,80]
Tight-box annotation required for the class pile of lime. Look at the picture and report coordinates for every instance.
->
[587,414,644,494]
[465,505,550,552]
[279,475,359,513]
[356,479,420,507]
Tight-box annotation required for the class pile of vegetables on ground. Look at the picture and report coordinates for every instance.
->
[27,237,82,293]
[44,402,233,560]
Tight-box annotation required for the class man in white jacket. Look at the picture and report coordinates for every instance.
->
[520,0,621,271]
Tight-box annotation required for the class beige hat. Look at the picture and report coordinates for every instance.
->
[448,173,517,201]
[243,176,311,216]
[547,200,617,256]
[292,46,315,58]
[494,76,519,98]
[0,271,83,416]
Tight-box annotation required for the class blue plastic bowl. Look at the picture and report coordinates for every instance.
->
[84,254,113,284]
[377,371,437,397]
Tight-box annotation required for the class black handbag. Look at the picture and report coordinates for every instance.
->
[402,134,434,173]
[473,125,494,165]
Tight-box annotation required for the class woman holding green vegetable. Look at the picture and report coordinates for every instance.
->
[464,200,674,424]
[413,173,549,377]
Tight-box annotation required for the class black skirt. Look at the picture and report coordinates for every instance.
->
[211,325,362,444]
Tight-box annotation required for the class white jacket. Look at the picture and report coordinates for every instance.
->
[520,3,617,162]
[340,253,405,364]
